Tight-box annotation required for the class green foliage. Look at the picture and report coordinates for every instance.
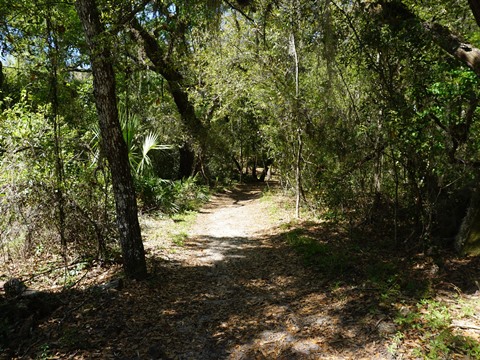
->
[387,331,405,356]
[116,110,173,176]
[284,229,353,274]
[393,299,480,359]
[37,343,52,360]
[0,0,479,267]
[0,79,114,260]
[172,231,188,247]
[366,261,399,284]
[135,175,209,214]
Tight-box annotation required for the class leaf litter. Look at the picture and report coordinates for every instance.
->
[1,183,480,359]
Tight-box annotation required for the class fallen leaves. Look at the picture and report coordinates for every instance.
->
[1,183,480,359]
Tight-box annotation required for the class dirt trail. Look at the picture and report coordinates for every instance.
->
[184,184,286,265]
[5,183,395,359]
[4,183,480,359]
[138,183,392,359]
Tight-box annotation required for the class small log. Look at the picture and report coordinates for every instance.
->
[95,278,124,292]
[451,320,480,331]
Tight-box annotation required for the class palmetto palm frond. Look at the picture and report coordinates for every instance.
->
[89,109,172,175]
[88,122,102,167]
[136,131,173,175]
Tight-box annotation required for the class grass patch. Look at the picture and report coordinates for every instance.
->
[171,210,197,227]
[140,209,198,254]
[284,229,353,274]
[167,212,197,248]
[171,211,196,233]
[391,298,480,359]
[172,232,188,247]
[261,189,295,225]
[366,261,398,284]
[458,298,476,318]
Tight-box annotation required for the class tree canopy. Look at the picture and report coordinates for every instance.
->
[3,1,480,358]
[1,0,480,274]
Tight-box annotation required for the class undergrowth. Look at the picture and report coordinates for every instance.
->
[391,298,480,359]
[282,219,480,360]
[136,175,210,214]
[283,228,354,275]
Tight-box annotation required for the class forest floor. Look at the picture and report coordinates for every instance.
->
[2,182,480,359]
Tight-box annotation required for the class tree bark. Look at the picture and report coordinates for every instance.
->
[75,0,147,279]
[0,61,3,89]
[0,60,3,104]
[290,30,302,219]
[128,18,207,177]
[129,18,208,144]
[178,142,195,179]
[468,0,480,28]
[455,0,480,256]
[46,18,66,249]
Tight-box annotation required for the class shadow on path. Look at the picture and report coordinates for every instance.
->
[3,183,480,359]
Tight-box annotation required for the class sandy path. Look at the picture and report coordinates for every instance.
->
[186,184,286,265]
[135,183,391,359]
[7,184,477,359]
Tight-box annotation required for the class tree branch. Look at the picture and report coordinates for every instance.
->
[108,0,152,35]
[336,143,387,180]
[468,0,480,28]
[375,1,480,77]
[462,95,479,142]
[223,0,255,23]
[428,113,448,133]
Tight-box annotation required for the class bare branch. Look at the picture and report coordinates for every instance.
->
[107,0,152,35]
[223,0,255,23]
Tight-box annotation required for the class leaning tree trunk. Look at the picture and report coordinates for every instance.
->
[455,189,480,255]
[0,61,3,103]
[468,0,480,28]
[374,0,480,254]
[129,18,208,176]
[375,1,480,77]
[455,0,480,256]
[0,61,3,89]
[75,0,147,280]
[178,141,195,179]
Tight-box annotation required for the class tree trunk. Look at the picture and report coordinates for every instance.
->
[129,19,209,143]
[375,0,480,251]
[178,142,195,179]
[454,0,480,256]
[0,61,3,104]
[0,61,3,89]
[46,18,66,250]
[468,0,480,28]
[295,131,303,219]
[252,156,258,181]
[128,19,208,177]
[455,190,480,255]
[290,30,302,219]
[128,17,241,179]
[75,0,147,280]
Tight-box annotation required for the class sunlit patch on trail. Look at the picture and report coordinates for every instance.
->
[196,237,249,263]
